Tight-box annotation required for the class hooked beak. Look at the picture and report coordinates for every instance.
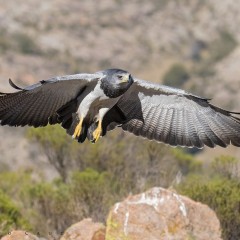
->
[120,74,130,83]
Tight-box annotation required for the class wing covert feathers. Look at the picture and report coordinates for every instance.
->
[116,79,240,148]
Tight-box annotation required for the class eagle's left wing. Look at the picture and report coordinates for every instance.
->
[114,78,240,148]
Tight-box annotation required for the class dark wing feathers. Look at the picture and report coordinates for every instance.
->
[8,78,24,90]
[0,74,100,127]
[115,79,240,148]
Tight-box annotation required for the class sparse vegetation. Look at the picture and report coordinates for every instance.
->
[193,63,215,79]
[209,30,237,63]
[13,32,41,55]
[211,155,239,180]
[27,125,79,182]
[0,29,11,53]
[0,189,31,236]
[163,63,189,88]
[27,125,202,189]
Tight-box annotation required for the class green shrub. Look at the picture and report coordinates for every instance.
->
[0,190,31,237]
[13,32,41,55]
[27,125,80,181]
[193,63,215,79]
[18,169,119,234]
[70,168,115,220]
[25,181,75,235]
[0,29,11,53]
[0,171,33,199]
[172,148,202,175]
[211,155,239,179]
[209,30,237,62]
[163,63,189,88]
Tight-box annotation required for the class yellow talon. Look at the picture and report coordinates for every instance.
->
[92,120,102,143]
[73,117,83,139]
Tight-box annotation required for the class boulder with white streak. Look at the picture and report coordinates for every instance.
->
[106,187,222,240]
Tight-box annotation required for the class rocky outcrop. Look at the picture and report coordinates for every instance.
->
[106,187,222,240]
[1,188,222,240]
[60,218,105,240]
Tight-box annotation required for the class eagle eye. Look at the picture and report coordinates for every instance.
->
[117,75,123,80]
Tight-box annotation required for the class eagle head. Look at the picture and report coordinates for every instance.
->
[99,69,133,98]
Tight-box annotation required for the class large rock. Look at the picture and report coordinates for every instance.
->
[1,189,222,240]
[60,218,105,240]
[106,187,222,240]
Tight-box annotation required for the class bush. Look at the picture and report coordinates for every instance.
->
[0,29,11,53]
[163,63,189,88]
[27,125,80,181]
[0,189,31,237]
[13,32,41,55]
[0,171,33,200]
[209,30,237,62]
[25,180,76,236]
[172,148,202,175]
[70,168,115,221]
[0,169,120,236]
[211,155,239,179]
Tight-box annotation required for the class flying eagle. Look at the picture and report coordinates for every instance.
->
[0,68,240,148]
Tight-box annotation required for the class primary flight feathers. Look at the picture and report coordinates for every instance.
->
[0,68,240,148]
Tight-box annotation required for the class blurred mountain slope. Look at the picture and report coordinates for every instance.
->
[0,0,240,174]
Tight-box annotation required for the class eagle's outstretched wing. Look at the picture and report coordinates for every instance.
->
[0,73,100,127]
[115,78,240,148]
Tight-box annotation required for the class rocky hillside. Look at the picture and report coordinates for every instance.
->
[0,0,240,172]
[1,0,240,83]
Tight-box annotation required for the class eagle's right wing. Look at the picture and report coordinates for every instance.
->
[0,73,101,127]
